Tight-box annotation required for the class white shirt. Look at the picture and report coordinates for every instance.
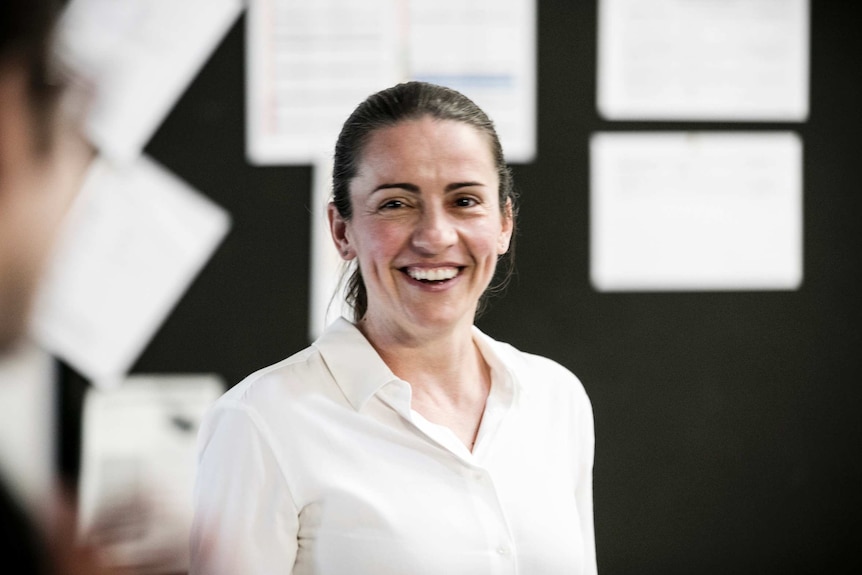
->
[190,317,597,575]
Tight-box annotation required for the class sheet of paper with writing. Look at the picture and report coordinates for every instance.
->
[30,156,231,385]
[246,0,401,165]
[76,374,224,574]
[56,0,243,162]
[590,132,803,291]
[246,0,537,165]
[597,0,809,121]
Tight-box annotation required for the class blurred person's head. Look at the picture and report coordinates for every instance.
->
[1,4,192,574]
[0,0,89,350]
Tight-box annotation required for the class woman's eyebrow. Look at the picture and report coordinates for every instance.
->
[372,183,420,194]
[445,181,485,192]
[370,181,486,194]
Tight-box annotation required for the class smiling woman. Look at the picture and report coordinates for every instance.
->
[330,116,512,347]
[190,81,597,575]
[331,82,519,323]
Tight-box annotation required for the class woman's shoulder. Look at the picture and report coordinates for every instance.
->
[512,347,587,393]
[480,331,574,377]
[502,342,572,372]
[480,331,591,403]
[216,344,327,409]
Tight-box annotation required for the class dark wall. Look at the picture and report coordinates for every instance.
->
[61,3,862,574]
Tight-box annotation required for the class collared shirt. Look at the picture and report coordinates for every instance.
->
[190,318,596,575]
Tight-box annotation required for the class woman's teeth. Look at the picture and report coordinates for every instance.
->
[406,267,458,281]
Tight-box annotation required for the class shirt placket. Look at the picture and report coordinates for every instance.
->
[377,378,520,575]
[461,462,519,575]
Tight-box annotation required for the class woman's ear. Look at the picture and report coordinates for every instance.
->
[328,202,355,260]
[498,198,514,254]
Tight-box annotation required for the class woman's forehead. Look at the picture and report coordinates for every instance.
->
[356,118,497,178]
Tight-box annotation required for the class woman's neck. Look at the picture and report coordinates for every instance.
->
[357,315,492,450]
[357,314,478,390]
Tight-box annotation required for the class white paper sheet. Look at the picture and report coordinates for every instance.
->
[308,159,351,341]
[77,374,224,574]
[56,0,244,163]
[246,0,401,165]
[0,340,56,517]
[597,0,809,121]
[247,0,536,165]
[590,132,803,291]
[407,0,536,163]
[30,156,231,386]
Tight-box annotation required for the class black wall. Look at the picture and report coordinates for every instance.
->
[61,3,862,574]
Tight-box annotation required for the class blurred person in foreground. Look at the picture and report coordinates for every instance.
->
[0,0,89,570]
[191,81,597,574]
[1,1,176,573]
[0,0,88,350]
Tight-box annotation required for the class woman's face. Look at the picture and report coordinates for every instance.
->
[330,117,512,340]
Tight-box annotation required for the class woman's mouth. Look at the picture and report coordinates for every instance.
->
[403,266,461,282]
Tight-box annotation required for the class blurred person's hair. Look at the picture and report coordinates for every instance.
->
[0,0,64,153]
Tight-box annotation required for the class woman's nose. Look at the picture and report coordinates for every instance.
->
[411,207,457,254]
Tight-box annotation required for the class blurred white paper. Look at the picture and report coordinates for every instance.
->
[77,374,224,574]
[246,0,401,165]
[590,132,803,291]
[407,0,536,163]
[597,0,809,121]
[56,0,243,163]
[309,159,350,341]
[247,0,536,165]
[30,156,231,385]
[0,340,56,517]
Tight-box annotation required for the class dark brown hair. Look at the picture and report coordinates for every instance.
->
[1,0,63,154]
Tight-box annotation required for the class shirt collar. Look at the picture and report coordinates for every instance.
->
[471,324,526,400]
[313,317,402,411]
[314,317,526,412]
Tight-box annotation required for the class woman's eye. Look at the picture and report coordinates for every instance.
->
[454,197,478,208]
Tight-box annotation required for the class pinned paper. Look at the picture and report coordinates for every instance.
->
[590,132,803,291]
[76,374,224,574]
[30,156,231,385]
[246,0,401,165]
[407,0,537,163]
[56,0,244,162]
[597,0,809,121]
[246,0,536,165]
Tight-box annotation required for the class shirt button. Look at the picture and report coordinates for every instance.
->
[496,545,511,557]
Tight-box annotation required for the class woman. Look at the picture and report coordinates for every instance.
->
[191,81,597,574]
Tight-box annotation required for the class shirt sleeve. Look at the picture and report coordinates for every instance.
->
[190,401,299,575]
[575,386,598,575]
